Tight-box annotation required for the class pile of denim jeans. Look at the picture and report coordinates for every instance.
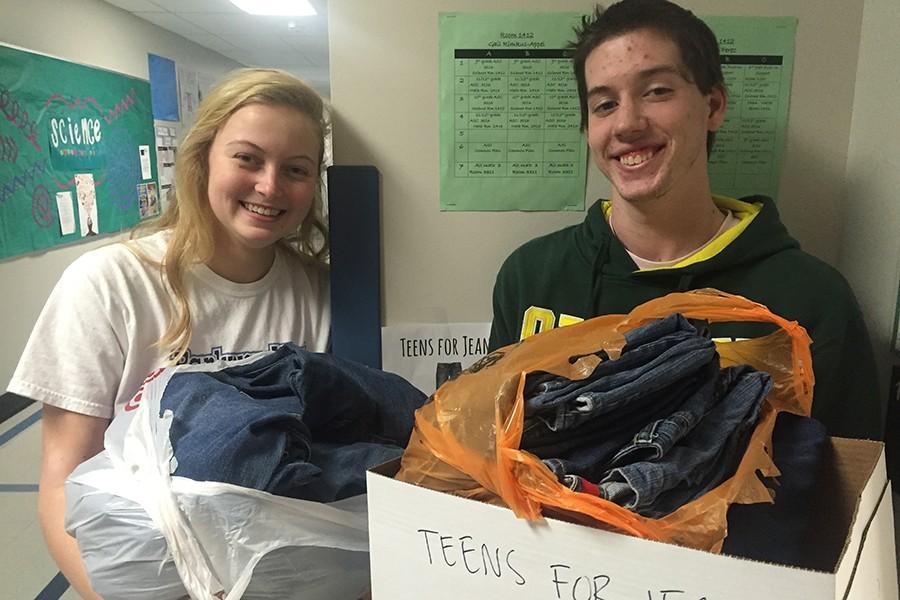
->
[160,343,427,502]
[67,344,424,600]
[522,313,773,518]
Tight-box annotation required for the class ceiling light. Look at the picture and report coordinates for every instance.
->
[229,0,316,16]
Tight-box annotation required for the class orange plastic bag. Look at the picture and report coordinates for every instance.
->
[395,289,814,552]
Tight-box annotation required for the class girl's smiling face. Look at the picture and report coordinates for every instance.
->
[205,103,320,269]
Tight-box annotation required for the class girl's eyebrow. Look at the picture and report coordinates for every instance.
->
[225,140,263,150]
[224,140,316,163]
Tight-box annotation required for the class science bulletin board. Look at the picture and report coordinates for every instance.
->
[0,43,159,260]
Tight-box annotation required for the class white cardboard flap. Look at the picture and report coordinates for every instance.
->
[367,466,832,599]
[367,439,897,600]
[844,480,897,599]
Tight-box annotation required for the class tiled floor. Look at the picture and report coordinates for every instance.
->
[0,404,78,599]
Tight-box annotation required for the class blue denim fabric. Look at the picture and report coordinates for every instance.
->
[536,360,720,483]
[597,365,771,517]
[522,314,717,443]
[722,413,830,569]
[523,314,703,403]
[281,442,404,503]
[159,343,426,501]
[607,358,724,467]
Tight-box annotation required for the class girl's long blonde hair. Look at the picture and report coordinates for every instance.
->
[132,68,330,363]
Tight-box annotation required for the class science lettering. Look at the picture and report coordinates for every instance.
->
[49,116,103,148]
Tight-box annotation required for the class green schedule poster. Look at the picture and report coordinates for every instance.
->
[439,12,588,212]
[704,17,796,202]
[0,43,159,260]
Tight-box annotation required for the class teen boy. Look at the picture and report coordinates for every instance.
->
[488,0,882,440]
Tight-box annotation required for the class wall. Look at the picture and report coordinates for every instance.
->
[0,0,879,389]
[0,0,242,389]
[840,0,900,406]
[328,0,865,331]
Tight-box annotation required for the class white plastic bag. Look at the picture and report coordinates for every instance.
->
[65,354,372,600]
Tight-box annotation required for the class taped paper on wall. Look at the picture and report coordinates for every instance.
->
[55,191,75,235]
[74,173,98,237]
[139,144,152,180]
[382,322,491,394]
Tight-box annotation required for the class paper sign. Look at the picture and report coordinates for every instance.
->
[381,323,491,394]
[148,53,179,121]
[137,182,160,219]
[55,191,75,235]
[178,65,200,126]
[439,12,589,211]
[74,173,99,236]
[139,144,152,180]
[160,164,174,188]
[703,16,797,201]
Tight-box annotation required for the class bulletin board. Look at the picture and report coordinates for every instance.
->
[0,43,159,260]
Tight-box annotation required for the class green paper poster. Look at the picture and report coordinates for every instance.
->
[703,16,797,201]
[0,43,158,260]
[439,12,588,212]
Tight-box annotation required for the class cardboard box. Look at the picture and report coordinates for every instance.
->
[367,438,897,599]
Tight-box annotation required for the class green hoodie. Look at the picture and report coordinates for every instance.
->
[489,196,883,440]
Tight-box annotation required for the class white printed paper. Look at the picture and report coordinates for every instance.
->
[139,145,152,180]
[55,191,75,235]
[178,66,200,126]
[160,164,175,187]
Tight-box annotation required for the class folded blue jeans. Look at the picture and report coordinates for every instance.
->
[159,343,426,501]
[597,365,771,517]
[522,314,717,445]
[537,359,720,483]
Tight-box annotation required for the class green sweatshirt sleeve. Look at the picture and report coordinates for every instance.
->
[807,296,884,440]
[488,265,516,352]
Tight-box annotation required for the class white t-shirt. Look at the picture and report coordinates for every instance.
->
[621,210,741,270]
[8,231,330,419]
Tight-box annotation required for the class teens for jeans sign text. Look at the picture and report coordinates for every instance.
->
[399,334,488,358]
[417,528,709,599]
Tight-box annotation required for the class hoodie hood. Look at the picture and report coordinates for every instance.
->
[572,195,801,313]
[577,195,799,275]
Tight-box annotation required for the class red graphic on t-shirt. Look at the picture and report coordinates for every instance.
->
[124,367,165,412]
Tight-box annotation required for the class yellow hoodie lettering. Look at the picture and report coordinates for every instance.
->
[520,307,584,341]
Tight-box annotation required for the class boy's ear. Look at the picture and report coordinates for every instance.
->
[707,85,727,132]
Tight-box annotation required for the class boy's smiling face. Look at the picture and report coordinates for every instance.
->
[584,28,726,204]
